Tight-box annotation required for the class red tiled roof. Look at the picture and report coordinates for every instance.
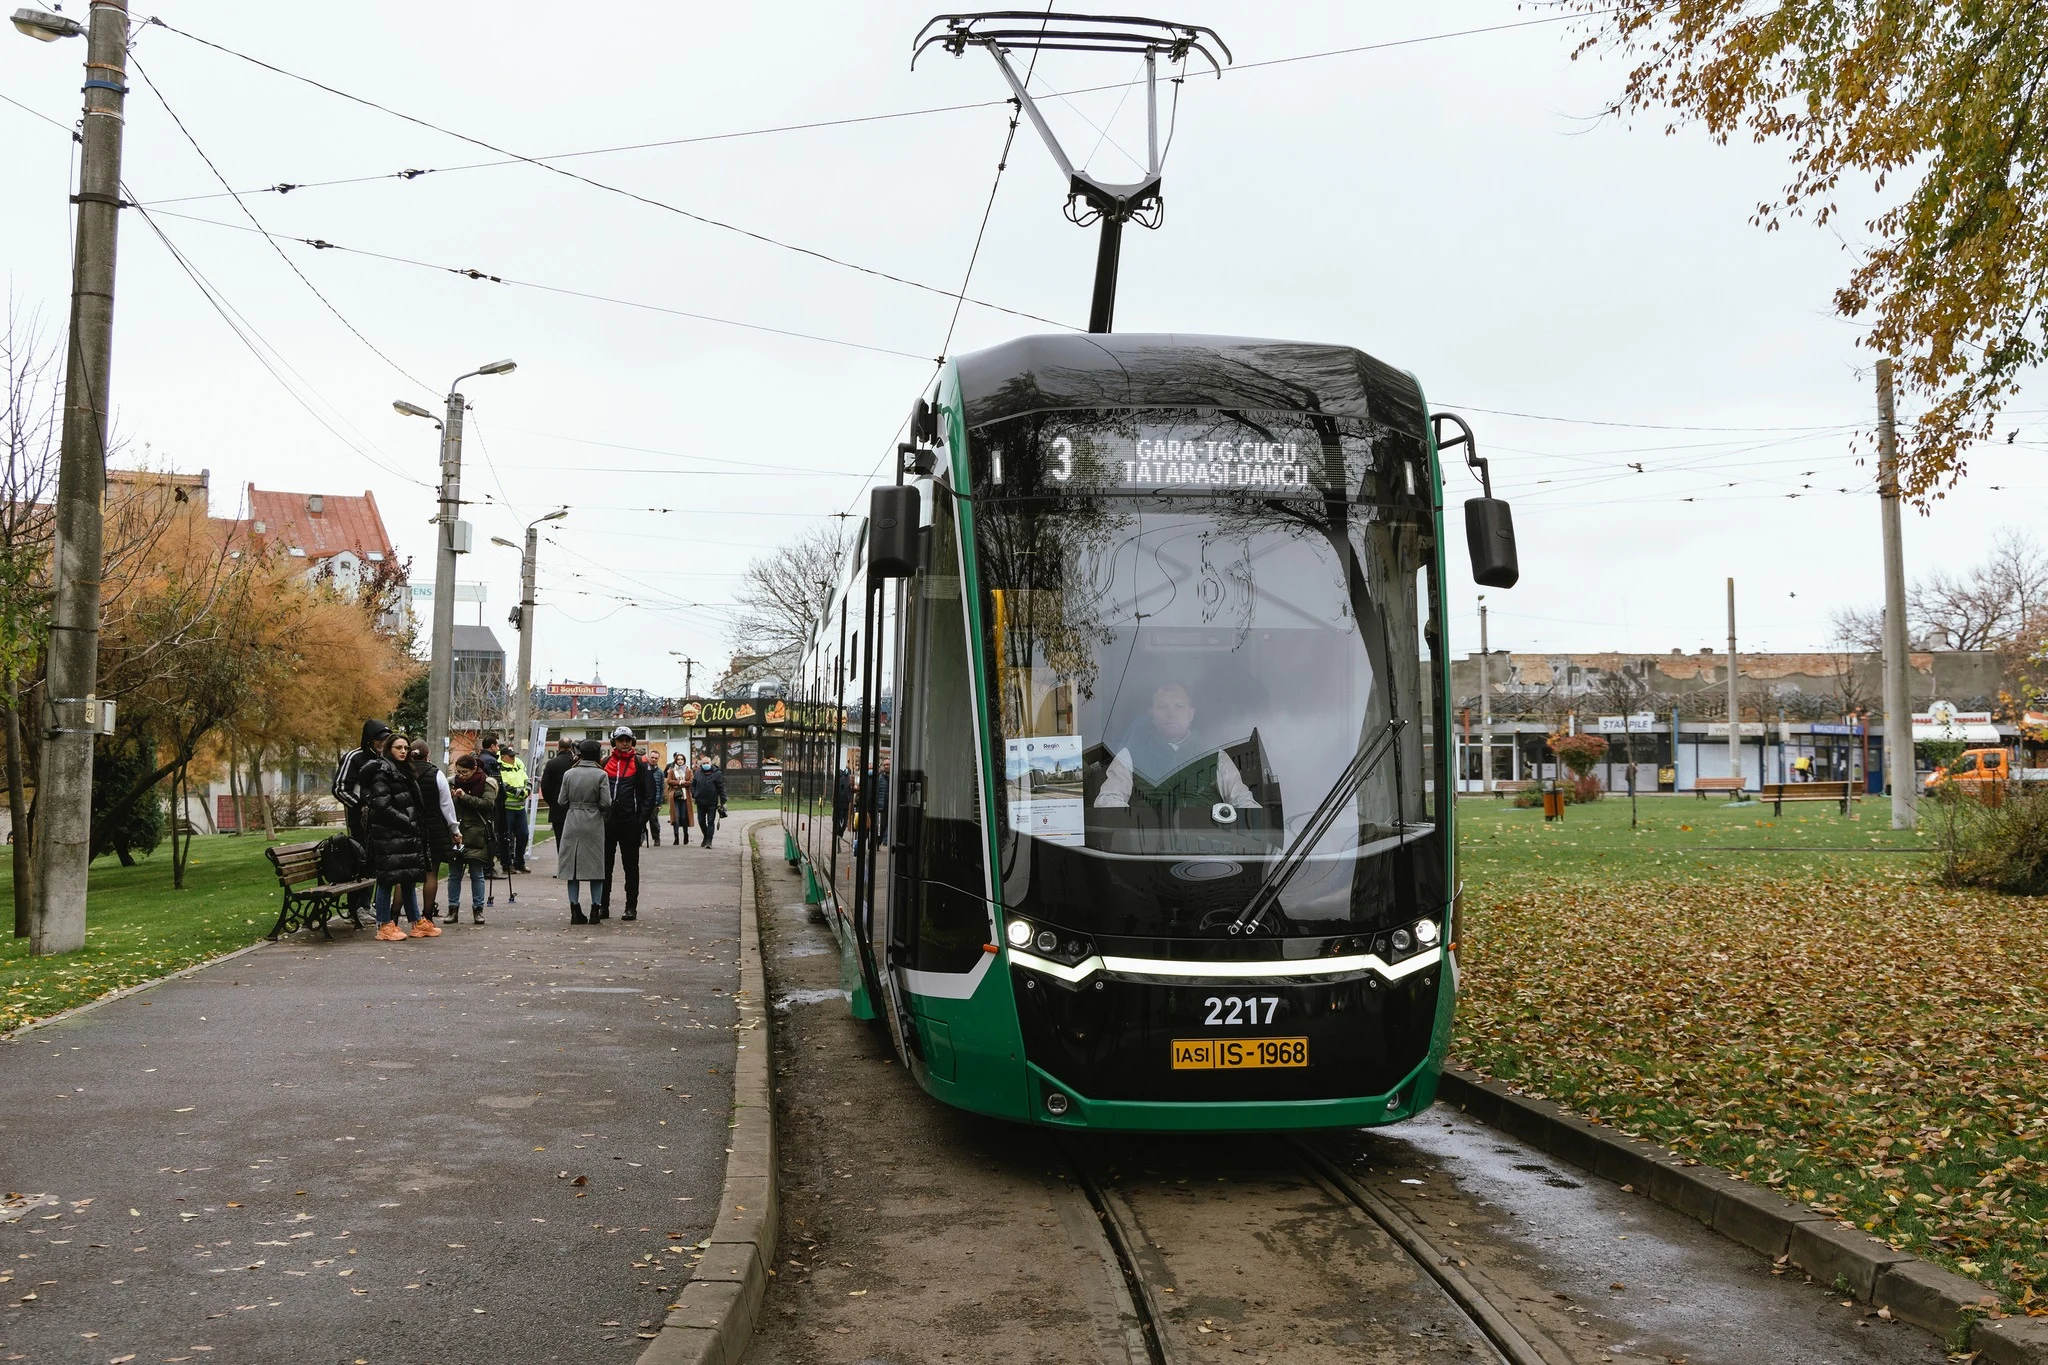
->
[243,484,395,563]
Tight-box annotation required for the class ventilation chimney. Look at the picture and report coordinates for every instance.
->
[308,494,325,514]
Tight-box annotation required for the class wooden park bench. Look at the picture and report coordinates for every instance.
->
[1489,780,1535,799]
[1759,779,1853,816]
[1693,776,1749,799]
[264,840,375,941]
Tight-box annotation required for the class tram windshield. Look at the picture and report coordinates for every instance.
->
[970,408,1446,941]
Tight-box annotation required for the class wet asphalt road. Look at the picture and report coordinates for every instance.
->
[0,821,747,1365]
[751,835,1950,1365]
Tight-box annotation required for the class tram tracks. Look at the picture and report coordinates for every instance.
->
[1065,1136,1572,1365]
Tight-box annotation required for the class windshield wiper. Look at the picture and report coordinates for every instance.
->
[1228,717,1404,937]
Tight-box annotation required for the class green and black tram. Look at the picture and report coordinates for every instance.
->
[780,332,1518,1132]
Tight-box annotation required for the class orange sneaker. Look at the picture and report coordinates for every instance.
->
[409,919,441,938]
[375,923,407,942]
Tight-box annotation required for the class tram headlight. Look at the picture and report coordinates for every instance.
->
[1413,917,1440,948]
[1005,919,1033,949]
[1035,929,1058,953]
[1391,928,1413,953]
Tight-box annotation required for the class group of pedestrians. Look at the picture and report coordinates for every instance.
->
[332,721,732,936]
[536,727,728,926]
[332,722,526,941]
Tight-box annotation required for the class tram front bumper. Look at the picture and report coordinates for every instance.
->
[1010,955,1448,1129]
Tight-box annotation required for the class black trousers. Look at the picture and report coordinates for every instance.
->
[602,822,640,910]
[697,805,718,845]
[644,803,661,846]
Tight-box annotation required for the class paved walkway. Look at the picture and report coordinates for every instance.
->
[0,817,760,1365]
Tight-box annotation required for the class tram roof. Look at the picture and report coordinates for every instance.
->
[952,333,1426,432]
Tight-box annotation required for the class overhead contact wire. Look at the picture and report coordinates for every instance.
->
[143,17,1073,331]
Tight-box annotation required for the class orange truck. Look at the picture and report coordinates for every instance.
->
[1925,748,2048,794]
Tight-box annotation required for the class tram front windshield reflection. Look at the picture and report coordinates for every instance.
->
[976,487,1443,938]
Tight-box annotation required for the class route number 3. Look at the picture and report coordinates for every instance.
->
[1051,435,1074,482]
[1203,995,1279,1026]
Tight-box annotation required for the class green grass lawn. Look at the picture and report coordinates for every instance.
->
[1453,794,2048,1314]
[0,834,282,1034]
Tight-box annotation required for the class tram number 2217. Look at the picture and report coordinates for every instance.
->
[1202,996,1280,1026]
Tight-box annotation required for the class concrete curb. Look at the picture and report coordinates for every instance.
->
[0,937,274,1044]
[1437,1068,2043,1358]
[640,818,778,1365]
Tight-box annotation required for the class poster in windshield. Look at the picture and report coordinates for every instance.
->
[1004,734,1085,846]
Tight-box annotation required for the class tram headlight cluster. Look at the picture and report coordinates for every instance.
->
[1003,917,1095,966]
[1377,917,1443,963]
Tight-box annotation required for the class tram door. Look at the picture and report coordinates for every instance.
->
[883,486,991,1069]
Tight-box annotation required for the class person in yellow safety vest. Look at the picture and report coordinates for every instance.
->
[499,750,532,874]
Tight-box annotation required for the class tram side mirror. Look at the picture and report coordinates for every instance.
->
[868,485,921,579]
[1465,497,1520,588]
[1432,410,1520,589]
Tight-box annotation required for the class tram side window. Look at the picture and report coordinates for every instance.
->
[913,490,993,973]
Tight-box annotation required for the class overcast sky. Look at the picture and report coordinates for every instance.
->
[3,0,2041,694]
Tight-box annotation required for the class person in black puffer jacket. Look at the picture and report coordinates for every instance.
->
[363,735,436,941]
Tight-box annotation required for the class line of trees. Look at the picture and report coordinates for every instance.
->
[4,300,415,934]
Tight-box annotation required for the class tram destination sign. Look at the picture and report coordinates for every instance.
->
[1115,437,1315,492]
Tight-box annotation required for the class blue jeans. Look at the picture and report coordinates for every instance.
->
[503,809,529,872]
[565,880,604,908]
[451,861,488,911]
[374,882,420,926]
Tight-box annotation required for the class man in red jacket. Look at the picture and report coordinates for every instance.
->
[600,726,651,920]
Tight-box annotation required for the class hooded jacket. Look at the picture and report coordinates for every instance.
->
[332,719,392,834]
[603,749,651,825]
[360,752,427,885]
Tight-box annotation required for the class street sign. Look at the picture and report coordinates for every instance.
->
[1595,713,1657,733]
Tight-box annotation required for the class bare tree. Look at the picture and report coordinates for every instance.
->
[0,298,59,936]
[1592,662,1653,825]
[730,522,856,659]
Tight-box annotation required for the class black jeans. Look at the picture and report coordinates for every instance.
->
[602,822,640,911]
[697,805,718,845]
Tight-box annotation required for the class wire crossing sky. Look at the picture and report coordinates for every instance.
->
[1,0,2039,687]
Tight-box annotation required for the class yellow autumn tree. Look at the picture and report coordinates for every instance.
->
[1565,1,2048,498]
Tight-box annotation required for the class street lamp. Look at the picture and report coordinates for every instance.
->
[22,0,128,956]
[394,360,517,768]
[494,508,567,770]
[11,7,83,39]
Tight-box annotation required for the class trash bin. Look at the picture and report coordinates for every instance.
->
[1542,782,1566,821]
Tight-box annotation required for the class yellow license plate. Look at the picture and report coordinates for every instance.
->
[1171,1037,1309,1070]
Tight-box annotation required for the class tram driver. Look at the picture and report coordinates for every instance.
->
[1093,682,1260,821]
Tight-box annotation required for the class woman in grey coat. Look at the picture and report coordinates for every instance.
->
[555,739,612,925]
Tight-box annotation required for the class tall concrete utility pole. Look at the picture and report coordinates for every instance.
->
[396,360,515,767]
[1726,578,1742,789]
[495,509,566,769]
[28,0,131,956]
[1876,359,1916,829]
[1477,597,1490,794]
[426,390,466,766]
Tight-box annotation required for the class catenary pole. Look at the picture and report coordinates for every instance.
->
[1478,599,1490,794]
[425,388,466,766]
[510,524,537,763]
[31,0,132,956]
[1726,578,1741,789]
[1876,359,1916,829]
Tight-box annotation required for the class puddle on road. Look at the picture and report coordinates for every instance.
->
[772,988,849,1014]
[783,942,829,958]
